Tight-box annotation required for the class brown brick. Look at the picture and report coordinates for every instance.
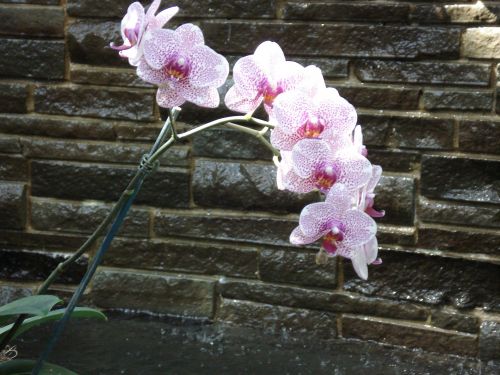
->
[463,27,500,59]
[459,120,500,154]
[0,155,28,181]
[0,83,28,113]
[423,90,493,112]
[1,4,64,37]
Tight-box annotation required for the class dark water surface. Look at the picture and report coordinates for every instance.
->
[12,312,494,375]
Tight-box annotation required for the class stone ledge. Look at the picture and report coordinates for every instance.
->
[0,181,27,229]
[0,4,64,37]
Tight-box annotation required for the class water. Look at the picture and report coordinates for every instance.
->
[12,312,491,374]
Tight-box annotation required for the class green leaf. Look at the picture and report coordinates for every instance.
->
[0,359,78,375]
[0,307,107,341]
[0,296,62,319]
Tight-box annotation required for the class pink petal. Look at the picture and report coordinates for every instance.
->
[292,139,334,178]
[145,0,161,19]
[175,23,205,47]
[253,41,286,77]
[299,202,338,238]
[324,183,354,217]
[156,85,186,108]
[351,249,369,280]
[335,151,373,191]
[224,85,262,114]
[137,58,169,84]
[353,125,364,154]
[275,61,305,91]
[122,2,145,40]
[276,151,293,190]
[188,45,229,88]
[152,6,179,28]
[367,165,383,193]
[273,90,310,135]
[316,89,357,134]
[270,126,304,151]
[363,236,379,265]
[143,29,179,70]
[300,65,326,97]
[290,226,322,245]
[341,209,377,248]
[178,82,220,108]
[282,169,317,193]
[232,55,266,98]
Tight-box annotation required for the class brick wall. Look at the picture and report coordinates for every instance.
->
[0,0,499,358]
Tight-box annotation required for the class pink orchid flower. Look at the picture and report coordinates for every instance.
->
[270,85,357,152]
[224,41,305,115]
[361,165,385,218]
[111,0,179,66]
[280,138,372,194]
[290,183,378,279]
[353,125,368,157]
[137,23,229,108]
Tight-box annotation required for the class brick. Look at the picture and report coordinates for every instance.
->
[410,3,500,24]
[0,283,33,305]
[154,210,296,247]
[0,38,65,80]
[71,64,151,88]
[359,113,454,150]
[67,0,276,18]
[91,268,216,319]
[201,21,460,59]
[0,247,87,284]
[0,229,85,252]
[431,307,479,334]
[343,315,477,356]
[421,155,500,204]
[0,182,26,229]
[31,160,190,208]
[294,57,349,78]
[0,83,28,113]
[217,298,337,339]
[30,197,150,237]
[0,155,28,181]
[337,85,420,111]
[480,320,500,360]
[355,60,491,87]
[418,225,500,255]
[377,225,416,247]
[0,113,117,141]
[459,120,500,154]
[105,238,259,278]
[192,159,318,214]
[0,1,59,4]
[423,90,493,112]
[0,136,21,154]
[420,197,500,229]
[34,85,156,122]
[258,248,337,288]
[344,250,500,311]
[21,138,189,167]
[282,2,410,22]
[374,175,415,226]
[1,4,64,37]
[463,27,500,59]
[367,149,420,173]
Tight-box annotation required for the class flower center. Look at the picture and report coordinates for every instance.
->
[164,56,191,81]
[322,224,346,255]
[313,163,337,192]
[301,115,325,138]
[258,81,284,107]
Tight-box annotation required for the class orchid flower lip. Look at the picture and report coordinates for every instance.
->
[313,163,338,192]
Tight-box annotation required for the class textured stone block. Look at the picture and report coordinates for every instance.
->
[31,160,190,208]
[337,86,420,110]
[282,2,410,22]
[0,1,59,4]
[192,159,318,213]
[1,4,64,37]
[259,249,337,288]
[217,298,337,339]
[463,27,500,59]
[459,120,500,154]
[0,137,21,154]
[0,283,33,305]
[423,90,493,111]
[105,238,259,278]
[358,114,454,150]
[0,83,28,113]
[343,315,477,356]
[0,182,26,229]
[91,268,216,319]
[34,85,156,122]
[30,198,150,237]
[344,250,500,311]
[0,113,117,141]
[420,197,500,229]
[355,60,491,86]
[431,307,479,334]
[367,149,420,173]
[377,225,416,247]
[479,321,500,360]
[0,248,87,284]
[0,229,85,252]
[421,155,500,204]
[0,155,28,181]
[410,3,499,24]
[294,57,349,78]
[154,210,296,246]
[0,38,65,80]
[374,175,415,226]
[71,64,151,88]
[201,21,460,59]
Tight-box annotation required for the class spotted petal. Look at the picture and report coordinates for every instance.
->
[282,169,317,193]
[363,236,379,265]
[335,151,373,191]
[350,248,369,280]
[270,126,304,151]
[232,55,266,98]
[273,91,310,135]
[188,44,229,88]
[153,6,179,28]
[299,202,338,238]
[253,41,286,78]
[224,85,262,114]
[367,165,383,193]
[137,58,169,84]
[143,29,179,70]
[292,139,334,178]
[175,23,205,47]
[178,82,220,108]
[156,85,185,108]
[290,226,323,245]
[341,209,377,249]
[325,183,354,217]
[317,89,357,135]
[145,0,161,19]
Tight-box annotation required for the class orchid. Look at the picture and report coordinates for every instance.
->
[137,23,229,108]
[224,41,305,115]
[110,0,179,66]
[280,138,372,194]
[270,82,357,152]
[290,184,378,279]
[361,165,385,218]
